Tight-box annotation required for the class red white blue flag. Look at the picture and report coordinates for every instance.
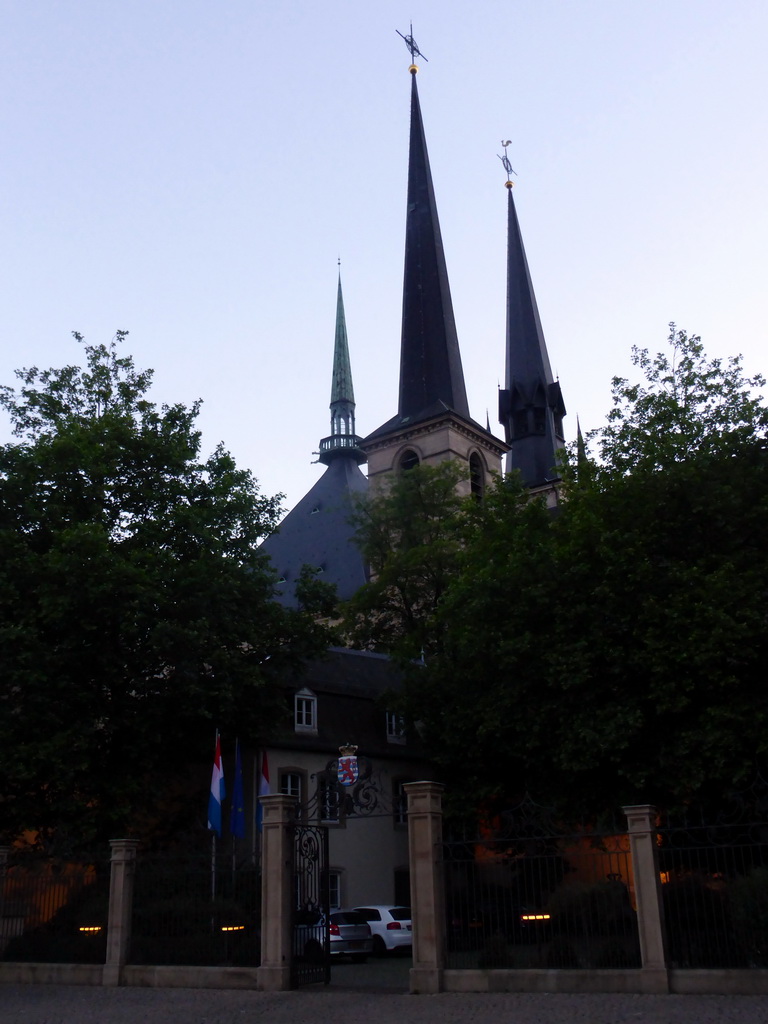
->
[207,732,226,837]
[257,751,270,832]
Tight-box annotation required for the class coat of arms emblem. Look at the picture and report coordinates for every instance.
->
[337,743,359,787]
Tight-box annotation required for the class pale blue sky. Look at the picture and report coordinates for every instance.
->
[2,1,766,511]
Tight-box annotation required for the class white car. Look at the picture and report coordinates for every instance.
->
[353,905,412,955]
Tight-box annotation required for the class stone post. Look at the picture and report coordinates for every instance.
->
[405,780,445,995]
[0,846,9,954]
[256,794,295,992]
[103,839,139,986]
[623,804,669,992]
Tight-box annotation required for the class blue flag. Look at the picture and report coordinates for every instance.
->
[230,739,245,839]
[257,751,270,833]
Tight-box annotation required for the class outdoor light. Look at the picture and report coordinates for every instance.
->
[220,925,245,932]
[520,914,550,921]
[78,926,102,933]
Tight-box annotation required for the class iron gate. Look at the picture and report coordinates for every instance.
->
[290,823,330,986]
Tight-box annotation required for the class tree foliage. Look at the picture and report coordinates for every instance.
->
[0,334,332,849]
[343,460,468,659]
[594,324,767,473]
[347,330,768,816]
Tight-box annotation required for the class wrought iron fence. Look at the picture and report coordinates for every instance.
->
[658,819,768,968]
[129,850,260,967]
[0,851,110,963]
[442,799,640,970]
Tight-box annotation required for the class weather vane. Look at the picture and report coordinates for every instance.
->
[396,23,428,64]
[498,139,517,187]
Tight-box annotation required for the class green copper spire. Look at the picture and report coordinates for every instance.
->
[331,273,355,408]
[319,271,365,465]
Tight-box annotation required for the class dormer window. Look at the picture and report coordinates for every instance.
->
[294,688,317,734]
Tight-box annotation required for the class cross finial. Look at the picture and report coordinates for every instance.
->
[498,139,517,187]
[396,23,428,66]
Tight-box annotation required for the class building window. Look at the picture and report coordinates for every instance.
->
[399,449,420,472]
[294,688,317,733]
[386,710,406,744]
[280,770,306,819]
[281,771,302,800]
[317,774,342,824]
[393,780,409,827]
[469,452,484,501]
[328,871,341,909]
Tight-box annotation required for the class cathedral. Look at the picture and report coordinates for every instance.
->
[255,48,567,910]
[262,56,565,606]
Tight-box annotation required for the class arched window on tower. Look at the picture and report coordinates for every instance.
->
[469,452,484,501]
[399,449,420,472]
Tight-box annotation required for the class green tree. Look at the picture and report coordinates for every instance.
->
[594,324,767,473]
[348,330,768,816]
[343,460,469,659]
[0,334,332,850]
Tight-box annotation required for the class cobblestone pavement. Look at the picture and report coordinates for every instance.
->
[3,984,768,1024]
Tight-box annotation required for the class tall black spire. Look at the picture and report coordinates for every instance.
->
[398,68,469,422]
[498,181,566,487]
[362,53,507,490]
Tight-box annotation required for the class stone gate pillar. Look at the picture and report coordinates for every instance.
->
[623,804,669,992]
[0,846,9,954]
[103,839,140,986]
[405,780,445,995]
[256,793,295,992]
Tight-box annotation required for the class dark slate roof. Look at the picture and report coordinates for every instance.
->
[260,456,368,607]
[278,648,425,762]
[504,186,554,390]
[364,399,493,444]
[367,71,469,441]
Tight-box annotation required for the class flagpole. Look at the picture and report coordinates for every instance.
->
[211,729,218,911]
[251,751,258,866]
[211,831,216,902]
[231,738,238,881]
[207,728,225,918]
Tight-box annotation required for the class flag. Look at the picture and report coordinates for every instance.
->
[256,751,270,832]
[230,739,245,839]
[207,732,226,837]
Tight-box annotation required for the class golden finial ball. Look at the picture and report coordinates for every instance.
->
[409,64,419,74]
[505,180,514,189]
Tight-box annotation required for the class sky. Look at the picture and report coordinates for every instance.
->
[2,1,766,513]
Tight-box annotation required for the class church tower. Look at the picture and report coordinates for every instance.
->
[261,273,368,606]
[361,58,508,498]
[498,176,566,504]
